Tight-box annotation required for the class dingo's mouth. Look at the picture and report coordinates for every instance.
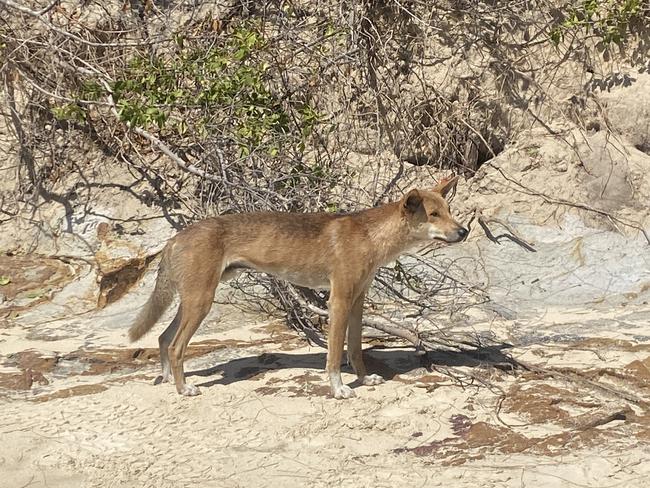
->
[433,228,468,243]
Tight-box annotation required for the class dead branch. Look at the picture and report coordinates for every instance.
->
[467,208,537,252]
[515,358,648,406]
[0,0,164,48]
[490,165,650,246]
[574,407,632,432]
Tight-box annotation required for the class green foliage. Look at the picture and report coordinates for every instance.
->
[51,103,86,122]
[99,24,321,156]
[550,0,643,46]
[80,81,103,101]
[49,23,323,158]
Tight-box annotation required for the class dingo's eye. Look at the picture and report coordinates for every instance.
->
[430,211,439,218]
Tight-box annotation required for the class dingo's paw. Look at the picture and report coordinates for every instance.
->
[179,384,201,396]
[332,384,356,399]
[362,374,385,386]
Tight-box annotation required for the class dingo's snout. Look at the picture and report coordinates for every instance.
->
[450,226,468,242]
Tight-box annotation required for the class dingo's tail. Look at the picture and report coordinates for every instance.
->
[128,248,176,342]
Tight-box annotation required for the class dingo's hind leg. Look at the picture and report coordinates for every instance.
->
[155,309,181,385]
[168,263,221,396]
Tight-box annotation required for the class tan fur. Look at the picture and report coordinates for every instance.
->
[128,177,467,398]
[128,247,175,342]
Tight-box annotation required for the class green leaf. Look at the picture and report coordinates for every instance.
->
[25,289,44,299]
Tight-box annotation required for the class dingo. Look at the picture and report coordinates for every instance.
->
[128,176,467,398]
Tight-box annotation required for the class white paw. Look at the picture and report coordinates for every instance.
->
[332,384,356,399]
[362,374,385,386]
[179,384,201,396]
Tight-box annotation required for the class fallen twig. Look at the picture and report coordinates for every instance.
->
[515,359,648,406]
[467,208,537,252]
[574,407,631,432]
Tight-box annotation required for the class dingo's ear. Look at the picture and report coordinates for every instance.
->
[403,189,423,214]
[433,175,460,199]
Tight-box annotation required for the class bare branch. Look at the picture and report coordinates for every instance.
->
[467,208,537,252]
[489,164,650,246]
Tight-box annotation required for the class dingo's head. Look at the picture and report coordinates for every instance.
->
[401,176,468,244]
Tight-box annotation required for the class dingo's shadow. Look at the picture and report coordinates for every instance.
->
[187,343,515,389]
